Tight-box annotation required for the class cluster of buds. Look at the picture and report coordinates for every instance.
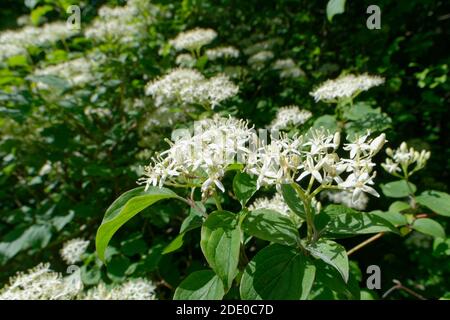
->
[382,142,431,178]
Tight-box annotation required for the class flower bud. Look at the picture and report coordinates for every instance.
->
[333,132,341,147]
[385,147,393,157]
[370,133,386,156]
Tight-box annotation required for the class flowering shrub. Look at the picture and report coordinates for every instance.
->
[0,0,449,300]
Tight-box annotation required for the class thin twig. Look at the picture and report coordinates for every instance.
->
[347,232,384,256]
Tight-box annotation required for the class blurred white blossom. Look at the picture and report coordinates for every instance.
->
[206,46,240,60]
[145,69,238,109]
[0,263,82,300]
[269,106,312,130]
[310,74,385,102]
[170,28,217,52]
[273,58,305,79]
[83,278,156,300]
[60,238,90,264]
[249,193,290,216]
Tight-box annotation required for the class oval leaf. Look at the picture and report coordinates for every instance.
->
[324,205,398,236]
[416,190,450,217]
[412,218,445,239]
[242,209,300,246]
[240,244,316,300]
[96,186,182,262]
[307,239,349,283]
[174,270,225,300]
[200,211,241,290]
[280,184,305,219]
[233,172,258,206]
[380,180,416,198]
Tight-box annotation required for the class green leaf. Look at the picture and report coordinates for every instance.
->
[412,218,445,239]
[324,205,398,236]
[344,102,392,138]
[200,211,241,290]
[380,180,416,198]
[162,233,186,254]
[312,115,339,132]
[242,209,300,246]
[233,172,258,206]
[370,210,407,227]
[307,239,349,282]
[51,211,75,231]
[388,201,410,213]
[0,224,52,265]
[174,270,225,300]
[96,186,182,262]
[31,5,53,25]
[180,203,204,233]
[240,244,316,300]
[312,260,360,300]
[416,190,450,217]
[280,184,305,218]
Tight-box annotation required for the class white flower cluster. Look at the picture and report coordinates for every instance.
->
[310,74,385,102]
[324,190,369,211]
[83,278,156,300]
[33,57,96,88]
[60,238,90,265]
[175,53,197,67]
[269,106,312,130]
[138,116,255,197]
[0,263,82,300]
[170,28,217,52]
[382,142,430,177]
[139,114,386,202]
[249,193,290,216]
[0,263,156,300]
[145,68,238,108]
[0,22,77,60]
[246,129,386,203]
[273,58,305,79]
[85,1,156,43]
[0,44,27,62]
[205,46,240,60]
[248,50,274,68]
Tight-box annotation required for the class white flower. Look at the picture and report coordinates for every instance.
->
[382,142,430,177]
[0,44,27,62]
[0,22,78,55]
[138,116,256,197]
[248,50,274,67]
[85,1,157,43]
[34,57,95,89]
[269,106,312,130]
[324,190,369,211]
[145,69,238,108]
[83,278,156,300]
[310,74,385,102]
[170,28,217,52]
[0,263,82,300]
[60,238,90,264]
[339,171,379,203]
[273,58,305,79]
[205,46,239,60]
[249,193,290,216]
[145,68,205,106]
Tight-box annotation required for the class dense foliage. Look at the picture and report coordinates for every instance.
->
[0,0,449,300]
